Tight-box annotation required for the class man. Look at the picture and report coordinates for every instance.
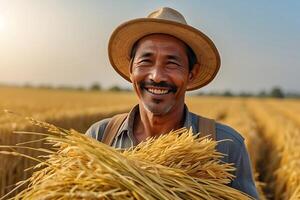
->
[86,7,259,199]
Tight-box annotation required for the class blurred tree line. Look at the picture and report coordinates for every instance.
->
[19,82,132,92]
[197,87,298,98]
[0,83,299,98]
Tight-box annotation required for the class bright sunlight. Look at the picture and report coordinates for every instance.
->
[0,15,6,32]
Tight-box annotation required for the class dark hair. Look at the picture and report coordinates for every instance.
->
[130,37,197,71]
[185,44,197,71]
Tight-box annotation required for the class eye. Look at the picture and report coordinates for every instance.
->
[138,59,151,64]
[167,61,180,66]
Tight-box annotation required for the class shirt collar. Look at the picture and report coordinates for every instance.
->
[115,104,196,142]
[114,104,139,141]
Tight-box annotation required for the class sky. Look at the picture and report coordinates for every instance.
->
[0,0,299,93]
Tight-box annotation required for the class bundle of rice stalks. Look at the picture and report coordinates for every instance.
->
[289,185,300,200]
[1,117,254,200]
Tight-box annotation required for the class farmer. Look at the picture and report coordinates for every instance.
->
[86,7,259,199]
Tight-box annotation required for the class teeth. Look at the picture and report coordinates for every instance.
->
[147,88,169,95]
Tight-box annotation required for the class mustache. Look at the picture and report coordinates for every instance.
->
[140,80,177,93]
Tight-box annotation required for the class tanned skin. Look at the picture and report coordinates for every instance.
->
[129,34,200,143]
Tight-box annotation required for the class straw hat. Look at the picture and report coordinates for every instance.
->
[108,7,221,90]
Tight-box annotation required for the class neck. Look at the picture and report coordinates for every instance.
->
[134,103,185,142]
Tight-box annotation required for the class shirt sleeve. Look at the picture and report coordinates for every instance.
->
[215,123,259,199]
[229,140,259,199]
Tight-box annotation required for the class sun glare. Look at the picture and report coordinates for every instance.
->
[0,15,6,32]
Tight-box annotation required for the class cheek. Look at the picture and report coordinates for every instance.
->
[171,71,189,88]
[130,68,146,92]
[131,67,149,83]
[131,76,141,97]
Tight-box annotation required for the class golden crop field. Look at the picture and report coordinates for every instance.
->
[0,86,299,200]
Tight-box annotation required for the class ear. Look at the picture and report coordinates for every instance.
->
[129,71,134,82]
[129,59,134,82]
[187,63,200,86]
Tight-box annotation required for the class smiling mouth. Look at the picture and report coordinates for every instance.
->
[146,88,170,95]
[140,81,177,95]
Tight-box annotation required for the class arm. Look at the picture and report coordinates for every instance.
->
[216,123,259,199]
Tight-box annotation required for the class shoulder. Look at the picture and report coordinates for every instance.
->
[215,122,245,146]
[189,111,244,146]
[85,118,111,141]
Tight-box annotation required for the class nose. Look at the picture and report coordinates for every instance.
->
[149,64,167,83]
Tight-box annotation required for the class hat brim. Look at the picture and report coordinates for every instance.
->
[108,18,221,91]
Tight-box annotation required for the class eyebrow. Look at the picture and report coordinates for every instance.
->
[136,51,182,62]
[137,51,153,59]
[167,55,181,62]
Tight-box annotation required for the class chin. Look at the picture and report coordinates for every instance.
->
[142,101,174,116]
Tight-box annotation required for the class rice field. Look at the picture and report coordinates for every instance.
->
[0,86,299,199]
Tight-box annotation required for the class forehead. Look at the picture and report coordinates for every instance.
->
[134,34,187,55]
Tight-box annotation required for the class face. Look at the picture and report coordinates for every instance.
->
[129,34,198,116]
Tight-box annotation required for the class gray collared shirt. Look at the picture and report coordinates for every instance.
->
[86,105,259,199]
